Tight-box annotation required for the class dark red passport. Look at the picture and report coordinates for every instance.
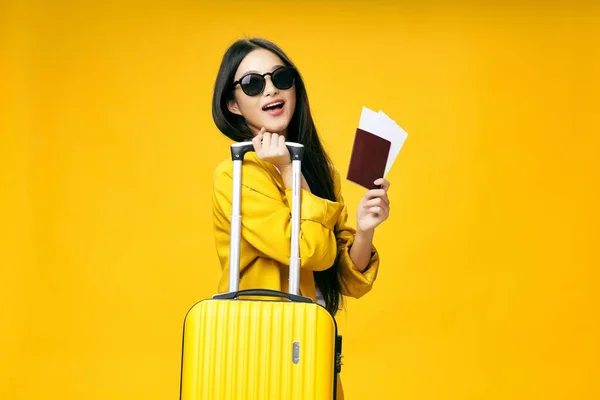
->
[346,128,391,190]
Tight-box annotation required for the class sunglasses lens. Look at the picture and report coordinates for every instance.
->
[272,68,295,90]
[240,74,265,96]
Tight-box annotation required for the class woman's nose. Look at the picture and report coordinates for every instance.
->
[263,76,279,96]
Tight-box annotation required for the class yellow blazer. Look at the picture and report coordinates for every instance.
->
[212,151,380,300]
[211,152,381,399]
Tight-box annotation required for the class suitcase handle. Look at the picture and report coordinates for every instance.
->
[230,141,305,160]
[228,141,305,296]
[213,289,312,303]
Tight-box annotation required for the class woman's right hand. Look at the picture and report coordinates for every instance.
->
[252,128,311,193]
[252,127,291,170]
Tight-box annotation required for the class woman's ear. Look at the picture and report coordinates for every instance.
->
[227,99,242,116]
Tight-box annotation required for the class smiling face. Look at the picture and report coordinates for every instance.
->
[227,48,297,137]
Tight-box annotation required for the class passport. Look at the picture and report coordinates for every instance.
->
[346,128,391,190]
[346,106,408,190]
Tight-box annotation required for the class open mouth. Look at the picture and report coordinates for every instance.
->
[262,101,285,111]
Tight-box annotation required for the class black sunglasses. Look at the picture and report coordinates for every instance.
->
[233,66,296,97]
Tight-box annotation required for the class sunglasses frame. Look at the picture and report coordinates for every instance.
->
[232,66,296,96]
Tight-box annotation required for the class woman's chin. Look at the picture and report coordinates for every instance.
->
[261,122,290,136]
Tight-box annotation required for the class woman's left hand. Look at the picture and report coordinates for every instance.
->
[356,178,391,233]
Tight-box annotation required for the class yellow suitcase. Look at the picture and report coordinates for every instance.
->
[179,142,342,400]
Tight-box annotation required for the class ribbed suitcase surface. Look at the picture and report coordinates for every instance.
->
[180,298,337,400]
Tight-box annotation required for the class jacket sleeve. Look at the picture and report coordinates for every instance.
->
[332,169,380,299]
[213,159,344,271]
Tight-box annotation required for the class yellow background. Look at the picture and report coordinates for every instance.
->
[1,1,599,399]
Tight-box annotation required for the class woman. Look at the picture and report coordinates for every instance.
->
[210,37,391,398]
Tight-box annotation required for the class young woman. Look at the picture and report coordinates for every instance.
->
[210,37,391,397]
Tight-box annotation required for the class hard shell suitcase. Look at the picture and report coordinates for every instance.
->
[179,142,342,400]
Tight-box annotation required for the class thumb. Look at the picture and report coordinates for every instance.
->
[252,133,263,152]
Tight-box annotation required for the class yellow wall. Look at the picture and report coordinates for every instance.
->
[1,1,598,399]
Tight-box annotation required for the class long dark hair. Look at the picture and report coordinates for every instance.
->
[211,38,343,315]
